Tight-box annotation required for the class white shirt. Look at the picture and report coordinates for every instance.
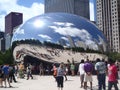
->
[78,63,85,75]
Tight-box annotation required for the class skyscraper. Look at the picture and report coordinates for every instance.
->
[96,0,120,52]
[0,31,5,52]
[5,12,23,35]
[5,12,23,50]
[45,0,90,19]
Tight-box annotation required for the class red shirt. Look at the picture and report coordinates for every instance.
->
[108,64,118,82]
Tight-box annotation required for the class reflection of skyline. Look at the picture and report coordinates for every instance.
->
[12,13,107,52]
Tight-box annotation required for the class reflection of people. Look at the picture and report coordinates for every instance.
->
[56,63,65,90]
[108,58,119,90]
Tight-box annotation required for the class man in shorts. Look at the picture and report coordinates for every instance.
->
[84,59,93,90]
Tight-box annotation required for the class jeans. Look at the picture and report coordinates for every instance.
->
[108,81,118,90]
[98,73,106,90]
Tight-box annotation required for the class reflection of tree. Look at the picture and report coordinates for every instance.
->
[12,39,42,50]
[65,47,102,54]
[43,41,64,49]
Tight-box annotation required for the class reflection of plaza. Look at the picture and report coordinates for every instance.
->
[13,44,107,63]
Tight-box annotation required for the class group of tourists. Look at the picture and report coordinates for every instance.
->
[78,58,119,90]
[0,64,16,88]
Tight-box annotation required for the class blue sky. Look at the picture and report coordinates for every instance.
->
[0,0,95,32]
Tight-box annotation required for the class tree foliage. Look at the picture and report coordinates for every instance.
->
[0,48,14,65]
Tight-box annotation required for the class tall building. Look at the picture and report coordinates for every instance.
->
[96,0,120,52]
[45,0,90,19]
[5,12,23,50]
[0,31,4,38]
[0,31,5,52]
[5,12,23,35]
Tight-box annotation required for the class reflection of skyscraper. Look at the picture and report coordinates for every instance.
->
[76,40,87,50]
[59,39,66,46]
[0,32,4,38]
[67,36,75,47]
[5,12,23,35]
[96,0,120,52]
[45,0,90,19]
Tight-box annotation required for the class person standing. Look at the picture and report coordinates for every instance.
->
[0,65,3,87]
[78,59,85,88]
[56,63,65,90]
[84,59,93,90]
[108,58,119,90]
[2,64,12,88]
[95,58,106,90]
[52,64,57,81]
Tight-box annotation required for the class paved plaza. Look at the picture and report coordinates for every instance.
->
[0,75,120,90]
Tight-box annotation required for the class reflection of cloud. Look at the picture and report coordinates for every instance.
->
[49,21,98,49]
[15,29,24,34]
[54,22,74,26]
[38,34,52,40]
[61,37,68,41]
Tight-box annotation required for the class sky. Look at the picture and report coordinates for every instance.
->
[0,0,95,32]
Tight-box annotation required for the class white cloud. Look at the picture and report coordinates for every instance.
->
[38,34,52,40]
[0,0,44,32]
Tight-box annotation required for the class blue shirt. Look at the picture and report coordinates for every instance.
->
[2,66,9,75]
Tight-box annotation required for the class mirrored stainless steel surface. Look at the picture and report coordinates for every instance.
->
[12,13,107,63]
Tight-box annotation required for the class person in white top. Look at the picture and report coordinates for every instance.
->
[78,59,85,88]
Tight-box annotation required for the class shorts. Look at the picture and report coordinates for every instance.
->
[84,73,92,82]
[80,74,84,82]
[56,76,64,88]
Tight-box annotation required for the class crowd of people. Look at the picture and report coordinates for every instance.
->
[0,58,120,90]
[78,58,120,90]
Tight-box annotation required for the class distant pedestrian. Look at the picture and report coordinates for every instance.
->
[108,58,119,90]
[70,62,75,76]
[78,59,85,88]
[9,65,17,83]
[56,63,65,90]
[52,64,57,81]
[26,64,33,80]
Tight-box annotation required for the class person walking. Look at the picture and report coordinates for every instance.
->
[56,63,65,90]
[26,64,33,80]
[95,58,106,90]
[108,58,119,90]
[78,59,85,88]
